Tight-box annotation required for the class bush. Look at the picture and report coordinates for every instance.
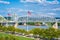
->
[30,27,60,40]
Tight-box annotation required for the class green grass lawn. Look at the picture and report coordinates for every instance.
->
[0,32,34,40]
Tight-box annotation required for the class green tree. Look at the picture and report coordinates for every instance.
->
[7,26,16,34]
[41,27,60,40]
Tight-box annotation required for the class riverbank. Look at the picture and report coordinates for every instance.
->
[0,32,34,40]
[0,25,60,40]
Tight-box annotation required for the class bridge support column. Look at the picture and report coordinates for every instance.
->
[23,22,28,31]
[53,22,58,29]
[14,22,18,28]
[23,22,26,26]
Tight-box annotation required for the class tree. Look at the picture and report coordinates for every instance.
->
[7,26,16,34]
[41,27,60,40]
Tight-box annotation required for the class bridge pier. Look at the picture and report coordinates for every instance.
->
[14,22,18,28]
[52,22,58,29]
[23,22,26,26]
[42,22,48,26]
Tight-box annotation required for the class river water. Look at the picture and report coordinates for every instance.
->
[17,25,48,30]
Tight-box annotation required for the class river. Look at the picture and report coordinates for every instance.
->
[17,25,48,30]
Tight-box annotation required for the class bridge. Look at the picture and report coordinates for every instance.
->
[0,15,60,29]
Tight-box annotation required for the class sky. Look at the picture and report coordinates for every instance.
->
[0,0,60,17]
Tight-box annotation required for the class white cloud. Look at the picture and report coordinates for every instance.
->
[7,8,34,13]
[0,1,10,4]
[20,0,46,3]
[20,0,59,4]
[47,13,56,16]
[35,13,52,17]
[35,12,57,17]
[52,8,60,10]
[46,0,59,4]
[20,0,34,2]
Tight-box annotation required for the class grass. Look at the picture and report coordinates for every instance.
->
[0,32,34,40]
